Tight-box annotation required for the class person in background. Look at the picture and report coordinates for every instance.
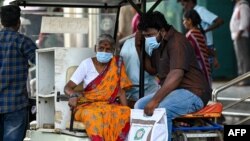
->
[0,5,37,141]
[120,7,160,105]
[117,5,135,41]
[120,31,160,107]
[183,9,211,86]
[37,7,64,48]
[230,0,250,86]
[130,3,141,33]
[134,11,211,141]
[131,13,140,33]
[178,0,224,72]
[64,34,132,141]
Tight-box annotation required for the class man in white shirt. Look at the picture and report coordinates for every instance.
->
[230,0,250,86]
[178,0,224,72]
[120,34,160,102]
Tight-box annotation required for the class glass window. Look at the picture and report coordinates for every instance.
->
[19,7,118,48]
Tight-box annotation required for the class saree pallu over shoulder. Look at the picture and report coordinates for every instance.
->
[75,56,132,141]
[84,58,111,92]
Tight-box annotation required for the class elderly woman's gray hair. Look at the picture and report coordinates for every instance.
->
[97,34,116,49]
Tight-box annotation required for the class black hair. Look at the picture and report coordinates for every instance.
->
[183,9,205,35]
[0,5,21,27]
[177,0,197,4]
[137,11,171,31]
[191,0,197,4]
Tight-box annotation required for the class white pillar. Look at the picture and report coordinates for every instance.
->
[88,8,100,49]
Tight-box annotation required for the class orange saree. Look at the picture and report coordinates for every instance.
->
[74,57,132,141]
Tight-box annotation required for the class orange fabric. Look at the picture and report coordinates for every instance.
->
[180,102,223,118]
[75,57,132,141]
[196,102,223,114]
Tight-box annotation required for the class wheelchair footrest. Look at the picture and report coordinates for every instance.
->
[183,132,222,138]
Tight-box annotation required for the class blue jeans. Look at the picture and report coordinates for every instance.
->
[134,89,204,141]
[0,107,28,141]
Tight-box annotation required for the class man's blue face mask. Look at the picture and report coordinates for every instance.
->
[145,36,160,56]
[96,51,113,63]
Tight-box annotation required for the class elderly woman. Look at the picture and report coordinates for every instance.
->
[64,34,132,141]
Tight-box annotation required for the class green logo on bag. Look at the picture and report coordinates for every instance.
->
[134,128,145,140]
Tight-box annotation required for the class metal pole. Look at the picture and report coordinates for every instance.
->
[138,0,147,98]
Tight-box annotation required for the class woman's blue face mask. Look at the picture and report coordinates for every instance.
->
[145,36,160,56]
[96,51,113,63]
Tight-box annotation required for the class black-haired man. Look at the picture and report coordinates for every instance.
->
[134,11,211,141]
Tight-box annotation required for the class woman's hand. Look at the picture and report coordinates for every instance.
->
[68,93,81,108]
[68,97,78,109]
[64,80,81,109]
[119,89,128,106]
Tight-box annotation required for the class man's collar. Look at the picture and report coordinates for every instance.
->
[2,27,16,31]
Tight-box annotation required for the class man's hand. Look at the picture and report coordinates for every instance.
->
[213,57,220,69]
[144,100,159,116]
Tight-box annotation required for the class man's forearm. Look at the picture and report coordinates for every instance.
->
[152,69,184,103]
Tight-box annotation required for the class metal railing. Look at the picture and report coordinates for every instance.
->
[212,71,250,124]
[212,71,250,102]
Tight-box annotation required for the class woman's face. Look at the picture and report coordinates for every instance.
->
[182,17,192,30]
[96,40,113,53]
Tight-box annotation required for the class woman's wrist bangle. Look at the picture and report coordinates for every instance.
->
[69,93,81,98]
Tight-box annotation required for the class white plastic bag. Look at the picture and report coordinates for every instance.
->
[128,108,168,141]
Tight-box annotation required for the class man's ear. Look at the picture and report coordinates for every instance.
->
[159,28,166,40]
